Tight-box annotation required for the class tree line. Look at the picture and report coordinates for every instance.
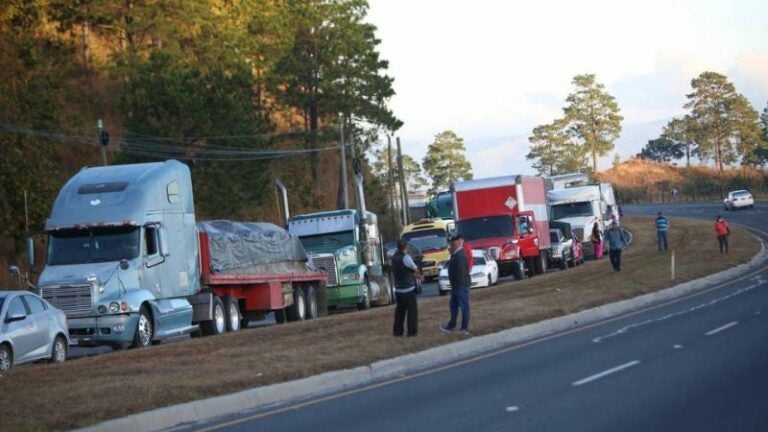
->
[0,0,401,250]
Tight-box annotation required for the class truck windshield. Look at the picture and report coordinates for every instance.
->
[47,226,140,265]
[402,229,447,252]
[457,216,513,240]
[299,231,355,250]
[550,202,593,219]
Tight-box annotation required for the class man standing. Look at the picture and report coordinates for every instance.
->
[392,239,421,337]
[655,211,668,252]
[441,235,471,335]
[714,214,730,254]
[604,221,629,271]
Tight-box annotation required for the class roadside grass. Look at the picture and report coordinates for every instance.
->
[0,216,758,431]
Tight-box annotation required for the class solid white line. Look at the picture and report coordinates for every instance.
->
[705,321,739,336]
[572,360,641,386]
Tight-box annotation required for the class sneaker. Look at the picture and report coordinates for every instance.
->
[439,325,455,334]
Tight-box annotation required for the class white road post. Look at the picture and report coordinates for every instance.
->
[671,249,675,280]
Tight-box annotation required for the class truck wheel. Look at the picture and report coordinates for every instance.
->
[224,296,241,332]
[526,257,536,277]
[50,335,68,364]
[0,344,12,371]
[201,297,226,336]
[357,277,372,310]
[287,288,307,322]
[512,261,524,280]
[131,306,154,348]
[303,286,318,319]
[534,252,547,274]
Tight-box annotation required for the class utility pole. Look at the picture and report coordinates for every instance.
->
[387,135,397,238]
[97,118,109,166]
[396,137,409,226]
[339,117,349,209]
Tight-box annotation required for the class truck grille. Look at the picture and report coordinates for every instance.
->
[311,255,338,287]
[42,284,93,318]
[573,228,585,242]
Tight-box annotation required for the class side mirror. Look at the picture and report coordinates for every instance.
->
[26,236,35,268]
[6,311,26,323]
[158,227,170,257]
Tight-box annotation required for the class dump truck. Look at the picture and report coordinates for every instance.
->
[34,160,326,349]
[453,175,551,280]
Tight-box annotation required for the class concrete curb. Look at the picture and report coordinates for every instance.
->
[76,238,767,432]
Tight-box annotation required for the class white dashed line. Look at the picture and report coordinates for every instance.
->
[572,360,641,387]
[506,406,520,412]
[673,344,683,349]
[705,321,739,336]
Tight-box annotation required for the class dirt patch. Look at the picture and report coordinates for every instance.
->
[0,216,759,431]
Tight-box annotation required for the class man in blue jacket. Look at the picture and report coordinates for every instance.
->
[441,234,472,335]
[604,221,629,271]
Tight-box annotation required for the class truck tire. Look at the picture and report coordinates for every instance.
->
[512,261,524,281]
[131,305,154,348]
[526,257,536,277]
[201,296,226,336]
[224,296,241,333]
[303,285,318,319]
[287,288,307,322]
[357,277,372,310]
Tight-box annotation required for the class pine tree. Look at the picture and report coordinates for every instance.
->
[422,131,473,194]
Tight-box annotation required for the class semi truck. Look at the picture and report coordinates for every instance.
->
[425,191,454,219]
[453,175,551,280]
[547,183,617,257]
[35,160,326,349]
[400,218,456,281]
[284,160,394,310]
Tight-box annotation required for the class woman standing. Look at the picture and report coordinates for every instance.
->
[591,223,603,259]
[714,215,730,254]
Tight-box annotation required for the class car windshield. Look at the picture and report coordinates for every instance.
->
[299,231,355,249]
[473,256,486,266]
[457,216,513,240]
[402,229,447,251]
[550,232,560,243]
[48,226,140,265]
[550,202,593,219]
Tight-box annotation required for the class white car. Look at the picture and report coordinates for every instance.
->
[438,250,499,295]
[724,190,754,210]
[0,291,69,371]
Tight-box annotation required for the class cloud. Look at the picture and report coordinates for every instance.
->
[728,53,768,110]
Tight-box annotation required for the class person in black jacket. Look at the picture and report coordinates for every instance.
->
[440,234,472,335]
[392,239,421,337]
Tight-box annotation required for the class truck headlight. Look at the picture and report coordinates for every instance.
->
[502,249,518,259]
[342,273,361,282]
[109,302,120,313]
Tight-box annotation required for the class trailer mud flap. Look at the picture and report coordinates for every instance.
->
[189,291,213,322]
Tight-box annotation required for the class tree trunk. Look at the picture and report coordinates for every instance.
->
[592,151,598,173]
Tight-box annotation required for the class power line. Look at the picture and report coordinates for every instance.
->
[0,121,348,161]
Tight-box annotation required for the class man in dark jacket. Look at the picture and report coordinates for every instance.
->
[392,239,421,337]
[604,221,629,271]
[441,234,471,335]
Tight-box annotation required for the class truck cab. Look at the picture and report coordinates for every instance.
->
[400,218,455,281]
[547,185,608,258]
[288,209,391,310]
[38,161,200,348]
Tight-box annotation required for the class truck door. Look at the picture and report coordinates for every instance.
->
[517,213,537,258]
[142,224,167,298]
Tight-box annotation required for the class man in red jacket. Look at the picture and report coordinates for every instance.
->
[714,214,730,254]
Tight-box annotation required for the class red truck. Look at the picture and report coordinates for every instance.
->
[453,175,550,280]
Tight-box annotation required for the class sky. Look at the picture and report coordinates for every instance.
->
[366,0,768,177]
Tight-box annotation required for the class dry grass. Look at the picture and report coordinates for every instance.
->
[0,216,758,431]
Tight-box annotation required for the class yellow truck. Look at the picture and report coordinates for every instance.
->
[400,218,456,281]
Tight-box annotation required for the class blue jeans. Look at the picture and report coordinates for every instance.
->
[447,286,470,331]
[657,230,668,251]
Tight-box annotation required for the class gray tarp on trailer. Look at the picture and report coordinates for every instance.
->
[197,220,310,275]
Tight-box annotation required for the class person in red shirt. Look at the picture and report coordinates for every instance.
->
[714,214,730,254]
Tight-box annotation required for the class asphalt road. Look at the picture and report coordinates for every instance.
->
[176,202,768,432]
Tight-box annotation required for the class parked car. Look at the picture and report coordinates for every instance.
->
[548,221,584,270]
[0,291,69,372]
[437,250,499,295]
[724,190,754,210]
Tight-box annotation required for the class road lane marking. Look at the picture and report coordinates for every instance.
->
[673,344,683,349]
[572,360,641,387]
[593,277,765,343]
[506,406,520,412]
[705,321,738,336]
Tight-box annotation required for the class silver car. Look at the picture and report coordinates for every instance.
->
[0,291,69,371]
